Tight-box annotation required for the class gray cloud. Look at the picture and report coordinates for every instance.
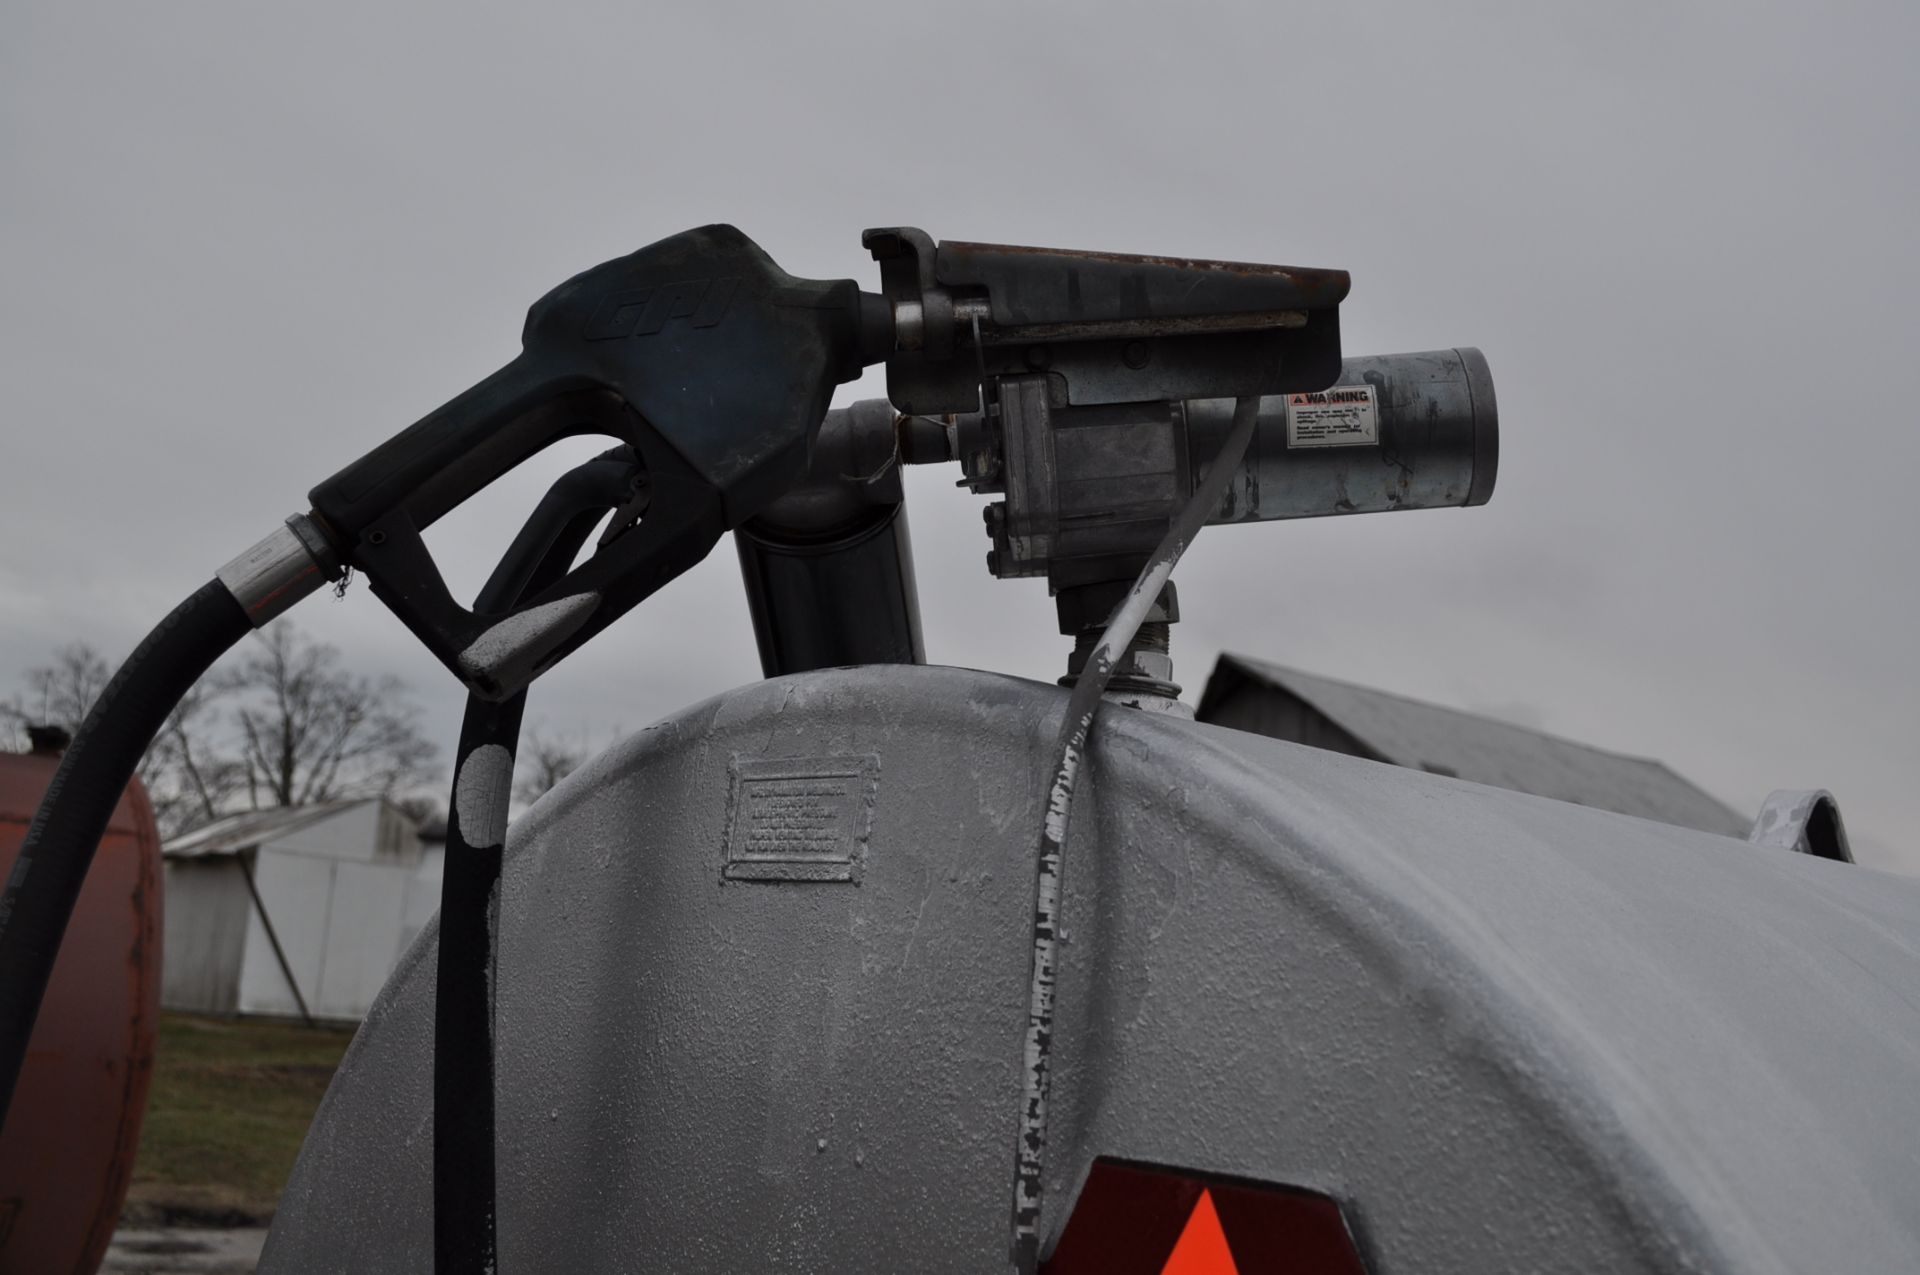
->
[3,0,1915,871]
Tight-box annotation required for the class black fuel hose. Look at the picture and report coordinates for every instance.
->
[435,690,525,1275]
[435,453,639,1275]
[0,580,251,1131]
[0,513,334,1136]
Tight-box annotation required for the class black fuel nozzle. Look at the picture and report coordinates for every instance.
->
[307,224,888,701]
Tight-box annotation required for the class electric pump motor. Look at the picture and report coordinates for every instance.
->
[911,346,1497,587]
[1191,346,1497,525]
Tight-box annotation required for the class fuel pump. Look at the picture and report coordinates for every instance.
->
[0,223,1497,1273]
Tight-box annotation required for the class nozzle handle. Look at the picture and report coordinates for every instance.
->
[309,224,873,699]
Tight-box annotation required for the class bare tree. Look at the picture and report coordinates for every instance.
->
[7,622,445,837]
[391,792,446,830]
[513,728,588,807]
[1,642,234,836]
[220,622,440,808]
[143,683,244,833]
[2,642,111,745]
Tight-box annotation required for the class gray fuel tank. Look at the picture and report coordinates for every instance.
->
[264,665,1920,1273]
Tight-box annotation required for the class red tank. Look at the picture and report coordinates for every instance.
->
[0,740,162,1275]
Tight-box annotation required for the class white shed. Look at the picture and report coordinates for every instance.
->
[161,799,434,1022]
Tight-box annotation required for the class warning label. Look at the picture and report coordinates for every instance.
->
[724,754,878,883]
[1284,384,1378,448]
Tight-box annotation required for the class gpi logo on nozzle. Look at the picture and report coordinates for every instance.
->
[584,276,740,339]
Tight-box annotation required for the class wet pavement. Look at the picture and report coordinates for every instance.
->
[102,1226,268,1274]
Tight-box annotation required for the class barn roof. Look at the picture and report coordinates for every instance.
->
[1201,655,1750,836]
[163,799,364,858]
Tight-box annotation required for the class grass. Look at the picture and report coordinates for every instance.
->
[124,1012,355,1224]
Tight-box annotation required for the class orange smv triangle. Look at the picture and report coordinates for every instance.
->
[1158,1188,1239,1275]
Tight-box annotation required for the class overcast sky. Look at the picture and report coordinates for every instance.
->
[4,1,1916,872]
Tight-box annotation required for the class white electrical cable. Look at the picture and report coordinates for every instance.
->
[1008,394,1264,1273]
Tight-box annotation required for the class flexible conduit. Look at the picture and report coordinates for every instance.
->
[1008,395,1263,1273]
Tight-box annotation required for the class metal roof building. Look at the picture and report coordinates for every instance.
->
[162,799,430,1022]
[1196,654,1749,836]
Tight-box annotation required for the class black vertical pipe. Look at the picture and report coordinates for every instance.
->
[434,692,524,1271]
[735,502,924,676]
[433,455,636,1274]
[733,399,926,678]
